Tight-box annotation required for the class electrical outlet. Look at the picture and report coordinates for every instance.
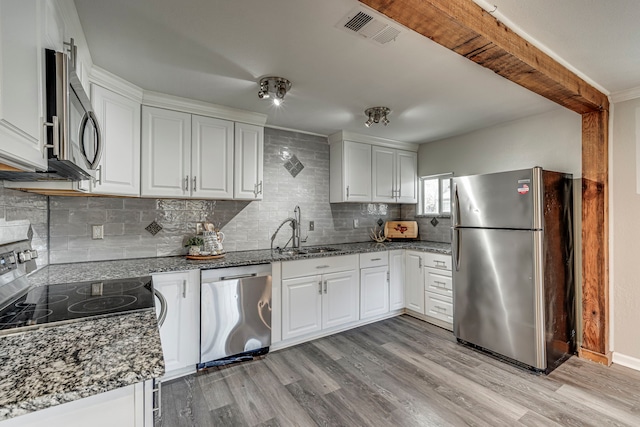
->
[92,225,104,240]
[353,219,359,228]
[309,221,314,231]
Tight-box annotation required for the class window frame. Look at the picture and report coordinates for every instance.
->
[416,172,453,217]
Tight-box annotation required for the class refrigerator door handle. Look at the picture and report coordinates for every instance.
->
[452,227,461,271]
[452,183,461,228]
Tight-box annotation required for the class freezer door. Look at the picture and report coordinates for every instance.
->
[452,168,541,229]
[453,228,545,369]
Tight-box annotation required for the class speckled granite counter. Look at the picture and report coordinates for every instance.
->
[3,240,448,421]
[0,310,164,421]
[27,241,450,286]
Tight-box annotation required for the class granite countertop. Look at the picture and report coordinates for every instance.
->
[27,240,451,285]
[2,240,449,421]
[0,310,164,421]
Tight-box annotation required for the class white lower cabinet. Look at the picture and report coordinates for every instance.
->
[405,251,425,314]
[423,253,453,330]
[152,270,200,380]
[281,255,359,341]
[0,380,154,427]
[359,252,390,320]
[389,249,405,310]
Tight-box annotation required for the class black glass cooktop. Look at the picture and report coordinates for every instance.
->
[0,276,154,334]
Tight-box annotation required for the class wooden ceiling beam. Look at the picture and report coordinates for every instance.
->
[359,0,609,114]
[359,0,611,365]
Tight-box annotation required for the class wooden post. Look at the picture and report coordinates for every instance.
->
[359,0,611,364]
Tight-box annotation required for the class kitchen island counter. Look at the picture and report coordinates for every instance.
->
[0,310,164,421]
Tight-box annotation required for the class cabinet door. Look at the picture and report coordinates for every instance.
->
[343,141,371,202]
[282,275,322,340]
[322,270,359,329]
[396,150,417,203]
[0,0,47,171]
[153,271,200,376]
[372,146,395,202]
[389,250,405,310]
[191,115,234,199]
[405,251,424,313]
[90,85,141,196]
[360,266,389,320]
[141,106,191,198]
[234,123,264,200]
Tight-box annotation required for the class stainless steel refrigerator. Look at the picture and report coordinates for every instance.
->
[452,167,575,373]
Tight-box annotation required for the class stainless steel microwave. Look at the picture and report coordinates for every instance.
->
[42,47,102,180]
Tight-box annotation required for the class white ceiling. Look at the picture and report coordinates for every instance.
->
[73,0,631,144]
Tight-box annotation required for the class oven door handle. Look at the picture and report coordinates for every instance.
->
[154,288,168,327]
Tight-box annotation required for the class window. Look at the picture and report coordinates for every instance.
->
[417,173,452,216]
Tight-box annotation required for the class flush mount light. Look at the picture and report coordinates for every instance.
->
[364,106,391,127]
[258,76,292,106]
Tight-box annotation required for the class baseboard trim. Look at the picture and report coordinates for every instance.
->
[612,352,640,371]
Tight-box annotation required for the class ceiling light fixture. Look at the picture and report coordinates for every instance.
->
[364,106,391,127]
[258,76,292,106]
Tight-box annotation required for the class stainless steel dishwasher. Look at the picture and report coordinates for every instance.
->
[199,264,272,369]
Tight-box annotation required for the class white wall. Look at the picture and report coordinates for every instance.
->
[611,97,640,367]
[418,107,584,346]
[418,107,581,177]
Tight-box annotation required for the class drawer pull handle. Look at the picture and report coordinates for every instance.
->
[370,258,381,261]
[434,306,447,312]
[434,281,447,287]
[316,265,330,269]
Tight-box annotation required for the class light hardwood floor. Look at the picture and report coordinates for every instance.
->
[158,315,640,426]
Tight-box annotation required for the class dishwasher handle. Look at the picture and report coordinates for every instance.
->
[154,288,168,327]
[219,273,258,281]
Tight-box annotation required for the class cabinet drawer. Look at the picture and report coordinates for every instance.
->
[282,254,358,279]
[359,252,388,268]
[425,292,453,323]
[425,269,452,297]
[423,252,451,271]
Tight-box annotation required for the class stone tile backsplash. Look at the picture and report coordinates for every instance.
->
[401,204,452,243]
[47,128,402,263]
[0,184,48,268]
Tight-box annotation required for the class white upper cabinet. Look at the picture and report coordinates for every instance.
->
[372,146,396,202]
[141,106,191,198]
[141,104,264,200]
[0,0,47,171]
[372,146,417,204]
[90,84,141,196]
[330,140,372,202]
[396,149,418,203]
[192,115,234,199]
[234,123,264,200]
[329,131,417,204]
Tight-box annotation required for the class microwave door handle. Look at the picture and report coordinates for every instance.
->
[83,111,103,170]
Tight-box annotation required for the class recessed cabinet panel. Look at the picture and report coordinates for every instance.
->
[396,150,418,203]
[322,270,359,329]
[191,115,234,199]
[0,0,46,171]
[405,251,424,314]
[372,146,395,202]
[389,249,405,310]
[343,141,372,202]
[282,275,323,340]
[91,85,141,196]
[360,265,389,320]
[141,106,191,198]
[234,123,264,200]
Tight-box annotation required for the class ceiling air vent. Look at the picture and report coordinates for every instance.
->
[336,6,402,46]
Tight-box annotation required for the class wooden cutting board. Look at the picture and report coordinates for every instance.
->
[384,221,418,240]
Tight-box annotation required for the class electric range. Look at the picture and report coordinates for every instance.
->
[0,250,155,336]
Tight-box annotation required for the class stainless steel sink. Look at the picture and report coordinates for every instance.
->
[277,247,341,256]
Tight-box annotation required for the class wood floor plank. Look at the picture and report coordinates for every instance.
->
[158,315,640,427]
[243,358,317,426]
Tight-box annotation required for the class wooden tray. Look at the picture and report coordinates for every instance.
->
[384,221,418,239]
[186,253,225,260]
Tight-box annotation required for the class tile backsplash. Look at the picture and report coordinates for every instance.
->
[401,204,452,243]
[46,128,402,263]
[0,184,48,268]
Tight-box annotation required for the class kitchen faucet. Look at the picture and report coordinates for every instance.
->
[271,205,303,253]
